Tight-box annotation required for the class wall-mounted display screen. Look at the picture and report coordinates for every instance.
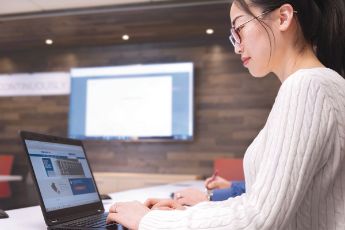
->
[69,63,194,141]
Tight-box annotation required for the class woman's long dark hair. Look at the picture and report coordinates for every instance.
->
[233,0,345,78]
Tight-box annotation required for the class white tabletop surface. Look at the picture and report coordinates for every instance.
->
[0,180,204,229]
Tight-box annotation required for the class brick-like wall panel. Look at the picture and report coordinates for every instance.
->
[0,39,280,177]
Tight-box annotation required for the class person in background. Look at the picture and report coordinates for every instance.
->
[107,0,345,229]
[172,175,245,206]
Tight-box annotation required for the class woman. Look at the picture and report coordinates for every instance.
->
[107,0,345,229]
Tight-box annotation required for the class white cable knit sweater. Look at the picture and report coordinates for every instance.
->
[139,68,345,230]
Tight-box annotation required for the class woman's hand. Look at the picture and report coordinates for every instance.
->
[205,175,231,189]
[107,201,150,230]
[173,188,208,206]
[144,198,186,210]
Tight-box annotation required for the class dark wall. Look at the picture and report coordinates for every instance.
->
[0,38,280,177]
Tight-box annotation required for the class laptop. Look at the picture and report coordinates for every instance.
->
[20,131,126,230]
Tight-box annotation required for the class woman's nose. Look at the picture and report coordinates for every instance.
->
[234,42,243,54]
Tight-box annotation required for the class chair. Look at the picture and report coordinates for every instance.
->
[214,157,244,181]
[0,155,14,175]
[0,155,14,198]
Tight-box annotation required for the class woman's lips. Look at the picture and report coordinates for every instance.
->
[241,57,251,66]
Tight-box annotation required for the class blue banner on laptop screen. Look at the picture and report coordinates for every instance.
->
[69,178,96,195]
[42,158,56,177]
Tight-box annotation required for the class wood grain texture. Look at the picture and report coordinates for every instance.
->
[0,39,280,178]
[0,1,229,52]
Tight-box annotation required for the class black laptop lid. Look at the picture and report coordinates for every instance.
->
[20,131,104,226]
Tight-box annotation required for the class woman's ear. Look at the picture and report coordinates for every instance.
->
[278,4,295,31]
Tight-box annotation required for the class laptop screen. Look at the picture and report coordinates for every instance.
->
[25,139,101,212]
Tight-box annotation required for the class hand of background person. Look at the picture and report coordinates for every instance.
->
[144,198,186,210]
[107,201,149,230]
[172,188,208,206]
[205,175,231,189]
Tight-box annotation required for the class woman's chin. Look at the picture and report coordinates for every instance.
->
[248,69,269,78]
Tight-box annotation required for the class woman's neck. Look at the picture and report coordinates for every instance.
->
[274,44,324,83]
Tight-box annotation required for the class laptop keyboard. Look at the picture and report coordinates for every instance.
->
[63,213,114,228]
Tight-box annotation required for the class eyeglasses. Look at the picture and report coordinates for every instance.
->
[229,10,272,47]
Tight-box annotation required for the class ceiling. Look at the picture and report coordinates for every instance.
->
[0,0,170,15]
[0,0,231,52]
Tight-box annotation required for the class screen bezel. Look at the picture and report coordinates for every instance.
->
[20,130,104,226]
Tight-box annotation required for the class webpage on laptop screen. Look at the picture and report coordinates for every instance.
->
[25,140,100,212]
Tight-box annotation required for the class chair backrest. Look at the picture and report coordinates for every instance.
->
[0,155,14,175]
[0,155,14,198]
[214,157,244,181]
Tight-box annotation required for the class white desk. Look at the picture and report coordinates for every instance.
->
[0,175,22,182]
[0,180,204,229]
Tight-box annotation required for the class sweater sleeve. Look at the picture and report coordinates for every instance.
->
[139,74,336,230]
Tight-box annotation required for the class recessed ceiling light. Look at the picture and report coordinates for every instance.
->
[206,29,214,35]
[45,39,53,45]
[122,34,130,41]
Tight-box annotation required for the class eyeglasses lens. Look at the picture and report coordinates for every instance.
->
[229,28,240,46]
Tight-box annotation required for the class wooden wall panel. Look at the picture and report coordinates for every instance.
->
[0,39,280,178]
